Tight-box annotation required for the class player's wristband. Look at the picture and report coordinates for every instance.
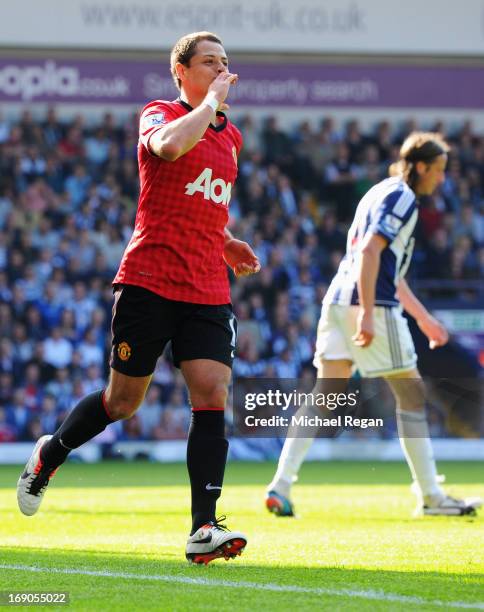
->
[203,95,219,113]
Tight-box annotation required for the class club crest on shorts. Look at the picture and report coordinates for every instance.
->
[117,341,132,361]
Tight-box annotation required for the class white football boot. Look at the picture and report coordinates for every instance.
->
[420,493,482,516]
[412,479,482,516]
[17,435,58,516]
[186,516,247,565]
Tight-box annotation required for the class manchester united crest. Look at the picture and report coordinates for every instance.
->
[117,341,132,361]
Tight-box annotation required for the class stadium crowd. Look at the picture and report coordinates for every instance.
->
[0,108,482,443]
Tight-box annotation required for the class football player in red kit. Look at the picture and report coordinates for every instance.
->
[17,31,260,565]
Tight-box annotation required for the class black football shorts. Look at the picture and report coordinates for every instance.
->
[110,284,237,377]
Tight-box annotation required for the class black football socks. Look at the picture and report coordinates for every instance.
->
[40,390,114,469]
[187,409,228,534]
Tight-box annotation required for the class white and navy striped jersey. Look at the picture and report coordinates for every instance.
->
[324,177,417,308]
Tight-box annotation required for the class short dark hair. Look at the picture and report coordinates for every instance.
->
[389,132,450,188]
[170,31,223,90]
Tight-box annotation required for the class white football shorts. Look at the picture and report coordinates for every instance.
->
[313,304,417,377]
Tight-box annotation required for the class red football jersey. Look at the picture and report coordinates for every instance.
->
[113,99,242,304]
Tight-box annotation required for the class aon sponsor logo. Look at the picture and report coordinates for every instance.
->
[185,168,232,206]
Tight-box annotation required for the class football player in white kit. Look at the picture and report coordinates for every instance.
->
[266,132,481,517]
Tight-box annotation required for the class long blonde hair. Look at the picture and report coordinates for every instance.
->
[389,132,450,189]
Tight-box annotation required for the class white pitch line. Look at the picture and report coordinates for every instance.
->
[0,564,483,610]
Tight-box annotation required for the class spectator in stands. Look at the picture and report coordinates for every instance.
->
[43,327,73,369]
[0,302,13,339]
[40,394,59,434]
[45,367,73,410]
[238,115,260,156]
[7,388,30,440]
[121,411,143,441]
[64,164,92,208]
[0,338,14,377]
[0,407,16,442]
[42,107,63,148]
[58,126,84,164]
[344,119,365,163]
[324,142,360,220]
[44,156,65,194]
[25,416,43,442]
[0,372,14,406]
[155,387,190,440]
[453,203,484,245]
[137,385,164,439]
[36,281,63,329]
[261,116,290,165]
[23,363,43,410]
[67,281,96,335]
[84,127,111,171]
[418,227,451,278]
[233,342,266,378]
[77,328,104,369]
[317,209,346,258]
[11,322,34,365]
[24,304,45,342]
[33,248,55,284]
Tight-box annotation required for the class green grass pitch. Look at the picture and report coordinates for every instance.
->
[0,460,483,611]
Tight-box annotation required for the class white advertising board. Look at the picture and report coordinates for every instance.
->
[0,0,483,55]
